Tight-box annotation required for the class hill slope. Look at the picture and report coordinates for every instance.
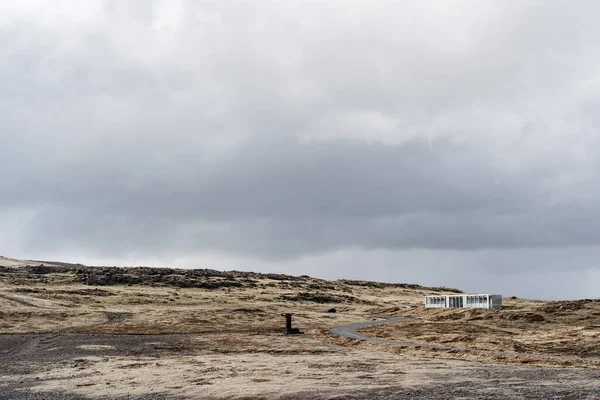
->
[0,257,458,335]
[2,257,600,399]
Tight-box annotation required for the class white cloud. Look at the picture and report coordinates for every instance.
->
[2,0,600,298]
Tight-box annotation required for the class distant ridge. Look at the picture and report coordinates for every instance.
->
[0,256,461,293]
[0,256,83,268]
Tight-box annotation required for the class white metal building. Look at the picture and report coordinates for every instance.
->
[425,294,502,309]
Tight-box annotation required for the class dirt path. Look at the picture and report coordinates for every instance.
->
[329,315,600,361]
[0,292,43,308]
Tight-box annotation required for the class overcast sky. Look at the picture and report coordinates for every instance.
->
[2,1,600,299]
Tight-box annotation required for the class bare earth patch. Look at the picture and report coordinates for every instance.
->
[1,258,600,398]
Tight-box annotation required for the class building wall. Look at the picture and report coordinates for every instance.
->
[490,295,502,309]
[425,294,502,309]
[425,295,447,308]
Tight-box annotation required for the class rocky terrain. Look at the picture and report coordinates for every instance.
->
[1,256,600,399]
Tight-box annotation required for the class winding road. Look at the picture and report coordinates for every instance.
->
[329,315,600,361]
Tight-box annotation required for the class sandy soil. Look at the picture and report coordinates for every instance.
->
[3,332,600,399]
[1,257,600,399]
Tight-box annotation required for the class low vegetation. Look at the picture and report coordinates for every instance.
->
[2,256,600,399]
[360,298,600,358]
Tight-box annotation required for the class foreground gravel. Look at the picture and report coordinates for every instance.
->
[2,333,600,399]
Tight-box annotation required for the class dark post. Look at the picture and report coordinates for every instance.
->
[282,313,303,335]
[285,313,292,331]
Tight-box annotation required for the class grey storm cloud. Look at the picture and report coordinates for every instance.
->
[2,0,600,299]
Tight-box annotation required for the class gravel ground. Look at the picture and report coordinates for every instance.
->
[286,367,600,399]
[2,334,600,399]
[0,334,190,399]
[0,333,192,372]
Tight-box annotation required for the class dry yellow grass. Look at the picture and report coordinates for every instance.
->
[0,261,442,336]
[2,258,600,399]
[359,297,600,363]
